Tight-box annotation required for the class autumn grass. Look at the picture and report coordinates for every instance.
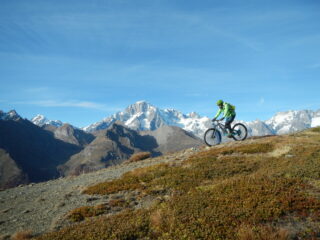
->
[108,198,130,208]
[128,152,151,162]
[237,224,289,240]
[83,164,170,195]
[311,126,320,133]
[35,127,320,239]
[220,142,275,155]
[67,204,108,222]
[36,175,320,240]
[84,147,262,195]
[152,176,319,239]
[11,230,33,240]
[36,209,152,240]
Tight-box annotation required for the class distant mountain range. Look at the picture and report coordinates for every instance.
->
[32,101,319,138]
[82,101,210,138]
[1,101,319,189]
[0,109,202,189]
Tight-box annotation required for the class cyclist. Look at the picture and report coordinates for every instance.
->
[212,100,236,137]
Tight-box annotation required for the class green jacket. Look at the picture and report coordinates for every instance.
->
[214,102,236,118]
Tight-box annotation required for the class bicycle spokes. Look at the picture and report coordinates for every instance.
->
[233,129,241,136]
[204,128,222,146]
[231,123,247,141]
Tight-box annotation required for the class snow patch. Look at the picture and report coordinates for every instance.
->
[311,117,320,127]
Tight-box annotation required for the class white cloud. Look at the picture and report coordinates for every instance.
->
[14,100,120,112]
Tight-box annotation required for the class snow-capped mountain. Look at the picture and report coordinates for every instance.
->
[312,111,320,127]
[25,102,320,138]
[83,101,211,137]
[265,110,320,135]
[31,114,63,128]
[0,110,22,121]
[245,120,274,136]
[83,101,320,138]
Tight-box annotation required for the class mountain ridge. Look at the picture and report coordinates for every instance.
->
[29,102,320,138]
[81,101,320,137]
[0,116,82,189]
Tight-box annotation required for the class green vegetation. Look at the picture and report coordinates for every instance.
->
[34,128,320,240]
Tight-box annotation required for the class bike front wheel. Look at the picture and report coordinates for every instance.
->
[204,128,222,146]
[231,123,248,141]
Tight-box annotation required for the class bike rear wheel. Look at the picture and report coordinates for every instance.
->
[204,128,221,146]
[231,123,248,141]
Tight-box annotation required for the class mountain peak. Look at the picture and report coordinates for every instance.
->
[126,101,155,113]
[188,112,201,119]
[135,100,148,105]
[0,109,21,121]
[32,114,46,122]
[31,114,63,127]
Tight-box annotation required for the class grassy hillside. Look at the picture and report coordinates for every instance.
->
[35,127,320,240]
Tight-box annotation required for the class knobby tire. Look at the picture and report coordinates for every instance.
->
[204,128,222,146]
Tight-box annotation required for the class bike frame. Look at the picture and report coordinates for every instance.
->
[212,120,228,134]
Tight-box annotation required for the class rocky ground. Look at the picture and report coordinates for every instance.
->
[0,147,203,238]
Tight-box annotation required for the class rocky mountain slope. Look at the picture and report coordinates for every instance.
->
[0,113,82,189]
[0,111,202,189]
[58,123,202,176]
[1,127,320,239]
[140,125,203,153]
[53,124,95,147]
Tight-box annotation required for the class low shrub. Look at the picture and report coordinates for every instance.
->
[220,143,275,155]
[11,230,33,240]
[153,176,320,239]
[311,127,320,133]
[108,199,130,208]
[237,224,289,240]
[258,145,320,180]
[36,209,152,240]
[67,204,107,222]
[128,152,151,162]
[83,164,170,195]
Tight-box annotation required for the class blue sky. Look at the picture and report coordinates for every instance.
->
[1,0,319,127]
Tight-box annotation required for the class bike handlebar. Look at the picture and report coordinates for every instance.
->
[212,119,224,122]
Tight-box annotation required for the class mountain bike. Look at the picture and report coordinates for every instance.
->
[204,119,248,146]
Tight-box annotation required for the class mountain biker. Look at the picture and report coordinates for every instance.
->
[212,100,236,137]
